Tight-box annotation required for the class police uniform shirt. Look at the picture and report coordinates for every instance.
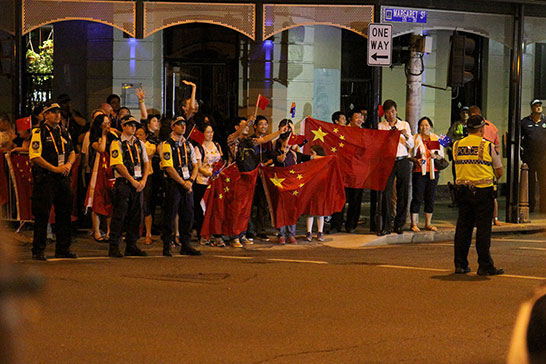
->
[29,123,74,169]
[520,114,546,159]
[109,134,149,179]
[159,136,197,180]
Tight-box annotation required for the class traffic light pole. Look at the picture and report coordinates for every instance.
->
[507,4,524,223]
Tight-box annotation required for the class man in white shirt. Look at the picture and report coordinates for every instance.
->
[377,99,414,235]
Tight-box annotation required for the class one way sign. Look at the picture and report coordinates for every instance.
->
[367,23,392,67]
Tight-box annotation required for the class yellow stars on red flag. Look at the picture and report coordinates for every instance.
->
[224,186,230,192]
[269,173,286,189]
[225,177,231,183]
[311,127,328,142]
[339,135,345,140]
[297,174,303,180]
[289,169,295,174]
[333,128,339,133]
[293,190,299,196]
[331,147,337,153]
[218,193,223,199]
[339,142,344,148]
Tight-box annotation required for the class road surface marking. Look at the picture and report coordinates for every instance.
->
[377,264,450,272]
[214,255,253,260]
[500,274,546,281]
[47,256,111,262]
[518,247,546,251]
[267,258,328,265]
[494,238,546,243]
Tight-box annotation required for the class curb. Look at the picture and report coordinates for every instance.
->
[362,223,546,247]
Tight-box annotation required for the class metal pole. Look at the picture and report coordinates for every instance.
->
[370,3,382,233]
[13,0,23,117]
[506,4,524,223]
[405,34,423,133]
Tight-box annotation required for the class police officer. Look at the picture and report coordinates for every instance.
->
[29,101,77,260]
[453,115,504,275]
[108,115,149,257]
[160,117,201,256]
[521,99,546,213]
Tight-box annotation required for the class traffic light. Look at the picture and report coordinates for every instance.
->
[448,32,475,88]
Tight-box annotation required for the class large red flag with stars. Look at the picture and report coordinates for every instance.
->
[261,155,346,228]
[303,117,399,190]
[200,163,259,238]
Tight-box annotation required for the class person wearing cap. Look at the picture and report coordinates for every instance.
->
[107,115,149,258]
[29,101,77,261]
[159,116,201,256]
[521,99,546,213]
[452,114,504,276]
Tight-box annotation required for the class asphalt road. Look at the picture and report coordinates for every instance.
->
[6,230,546,364]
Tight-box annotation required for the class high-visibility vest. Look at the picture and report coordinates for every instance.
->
[453,134,495,188]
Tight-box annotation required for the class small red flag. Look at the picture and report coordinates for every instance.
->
[200,164,259,238]
[256,94,269,110]
[303,117,399,190]
[378,105,384,118]
[261,156,346,228]
[427,140,441,150]
[287,134,306,146]
[189,127,205,145]
[15,116,31,133]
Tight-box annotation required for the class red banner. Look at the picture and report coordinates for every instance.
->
[6,153,33,220]
[0,153,8,206]
[200,163,259,237]
[304,117,399,190]
[261,155,345,228]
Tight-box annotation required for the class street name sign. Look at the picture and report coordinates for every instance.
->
[384,8,428,23]
[367,23,392,67]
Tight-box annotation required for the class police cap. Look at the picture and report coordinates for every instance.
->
[531,99,542,107]
[171,116,186,127]
[467,115,486,130]
[42,102,61,114]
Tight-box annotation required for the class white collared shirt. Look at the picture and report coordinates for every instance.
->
[378,119,414,157]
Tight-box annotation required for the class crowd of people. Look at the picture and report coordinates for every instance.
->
[0,82,519,264]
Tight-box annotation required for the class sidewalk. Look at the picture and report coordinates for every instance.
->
[321,197,546,249]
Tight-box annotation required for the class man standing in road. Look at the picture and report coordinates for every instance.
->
[453,115,504,275]
[378,100,414,235]
[521,99,546,213]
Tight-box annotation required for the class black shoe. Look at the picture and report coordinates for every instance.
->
[394,226,403,235]
[54,251,78,259]
[180,245,202,256]
[125,246,147,257]
[477,267,504,276]
[163,245,173,257]
[345,225,353,233]
[377,229,391,236]
[32,252,47,261]
[108,245,123,258]
[455,266,471,274]
[257,233,270,242]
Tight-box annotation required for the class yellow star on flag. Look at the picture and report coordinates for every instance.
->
[311,127,328,142]
[331,147,337,153]
[333,128,339,133]
[270,173,286,189]
[225,177,231,183]
[339,142,344,148]
[289,169,295,174]
[224,186,230,192]
[297,174,303,180]
[299,183,304,188]
[219,193,223,199]
[293,190,299,196]
[339,135,345,140]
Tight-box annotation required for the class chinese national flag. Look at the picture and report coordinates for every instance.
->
[288,134,306,146]
[15,116,31,133]
[0,153,8,206]
[256,94,269,110]
[5,153,33,220]
[200,164,259,238]
[261,155,345,228]
[303,117,399,190]
[189,127,205,145]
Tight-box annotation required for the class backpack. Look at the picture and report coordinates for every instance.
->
[235,137,259,172]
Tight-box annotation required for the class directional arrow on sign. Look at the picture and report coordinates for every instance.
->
[371,53,389,61]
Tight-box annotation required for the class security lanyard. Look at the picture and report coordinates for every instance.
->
[126,141,141,166]
[44,124,65,155]
[177,142,188,167]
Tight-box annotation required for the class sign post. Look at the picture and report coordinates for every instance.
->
[367,23,393,67]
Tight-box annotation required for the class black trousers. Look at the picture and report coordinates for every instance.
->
[454,186,495,270]
[109,181,142,247]
[161,180,194,248]
[32,174,73,254]
[381,158,411,230]
[346,187,364,230]
[527,161,546,213]
[410,172,439,214]
[193,183,207,237]
[248,178,269,236]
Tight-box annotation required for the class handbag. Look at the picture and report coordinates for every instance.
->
[434,154,449,170]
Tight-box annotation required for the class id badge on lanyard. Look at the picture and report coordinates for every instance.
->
[58,153,65,166]
[182,166,190,180]
[134,164,142,178]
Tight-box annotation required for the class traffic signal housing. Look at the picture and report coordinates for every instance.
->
[448,32,475,88]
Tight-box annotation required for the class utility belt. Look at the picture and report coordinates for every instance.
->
[455,179,493,188]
